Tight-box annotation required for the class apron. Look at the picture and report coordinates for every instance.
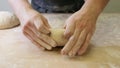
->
[31,0,84,13]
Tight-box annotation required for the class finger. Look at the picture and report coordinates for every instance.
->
[37,33,57,47]
[64,20,75,39]
[39,25,50,34]
[61,27,82,55]
[61,36,76,55]
[28,23,57,47]
[23,30,45,50]
[26,28,52,50]
[23,31,44,50]
[68,29,87,56]
[78,32,92,55]
[63,22,67,29]
[33,20,50,34]
[42,18,51,28]
[24,26,52,50]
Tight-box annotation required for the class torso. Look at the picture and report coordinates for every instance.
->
[31,0,84,13]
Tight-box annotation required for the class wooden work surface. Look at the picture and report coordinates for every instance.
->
[0,13,120,68]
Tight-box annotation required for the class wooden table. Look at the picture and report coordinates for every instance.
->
[0,13,120,68]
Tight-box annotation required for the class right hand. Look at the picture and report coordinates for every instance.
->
[20,9,57,50]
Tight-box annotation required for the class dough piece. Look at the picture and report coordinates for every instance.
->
[50,29,68,46]
[0,11,20,29]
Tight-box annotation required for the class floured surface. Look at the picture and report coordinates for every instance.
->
[0,14,120,68]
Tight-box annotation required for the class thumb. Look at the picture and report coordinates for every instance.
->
[34,19,50,34]
[42,18,51,28]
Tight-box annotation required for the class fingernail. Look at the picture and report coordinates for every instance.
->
[50,40,57,47]
[78,51,83,56]
[69,52,76,57]
[69,53,74,57]
[41,47,45,51]
[45,29,51,34]
[52,41,57,47]
[52,42,57,47]
[41,26,51,34]
[47,46,52,50]
[61,50,67,55]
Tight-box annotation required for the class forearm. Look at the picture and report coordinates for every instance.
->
[8,0,33,22]
[79,0,109,16]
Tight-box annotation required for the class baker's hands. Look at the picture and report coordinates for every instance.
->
[61,11,98,56]
[21,9,57,50]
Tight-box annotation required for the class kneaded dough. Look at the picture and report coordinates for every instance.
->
[50,29,68,46]
[0,11,20,29]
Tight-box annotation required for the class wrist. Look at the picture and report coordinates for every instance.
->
[77,6,100,18]
[77,0,109,18]
[72,10,98,22]
[19,8,41,24]
[70,10,98,26]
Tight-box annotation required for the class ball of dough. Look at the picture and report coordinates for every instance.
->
[50,29,68,46]
[0,11,20,29]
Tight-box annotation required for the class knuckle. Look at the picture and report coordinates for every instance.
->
[23,25,27,30]
[76,42,82,46]
[76,22,86,29]
[22,22,31,31]
[69,36,76,41]
[23,32,27,36]
[65,30,73,36]
[22,27,27,34]
[25,20,32,25]
[37,23,44,29]
[36,34,40,38]
[76,24,81,29]
[36,33,41,38]
[22,30,26,35]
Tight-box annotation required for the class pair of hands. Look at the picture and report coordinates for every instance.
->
[22,9,97,56]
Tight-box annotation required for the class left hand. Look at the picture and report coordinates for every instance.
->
[61,11,98,56]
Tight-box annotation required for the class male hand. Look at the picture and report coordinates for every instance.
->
[21,10,57,50]
[61,11,98,56]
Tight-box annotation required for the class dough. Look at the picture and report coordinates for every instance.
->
[0,11,20,29]
[50,29,68,46]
